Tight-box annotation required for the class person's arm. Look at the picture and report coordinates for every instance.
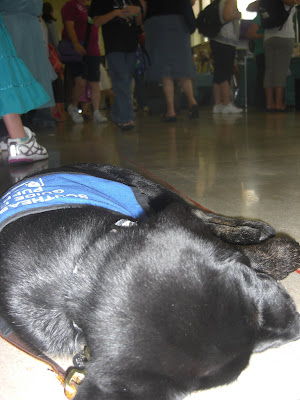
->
[222,0,241,22]
[93,4,143,28]
[64,20,87,55]
[93,9,128,27]
[246,22,263,40]
[140,0,147,16]
[123,4,143,26]
[246,1,259,12]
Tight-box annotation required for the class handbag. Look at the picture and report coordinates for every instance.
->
[59,17,93,64]
[135,45,150,76]
[58,40,84,63]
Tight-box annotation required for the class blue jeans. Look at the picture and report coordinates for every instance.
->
[106,52,137,124]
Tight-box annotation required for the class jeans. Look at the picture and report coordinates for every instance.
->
[106,51,137,124]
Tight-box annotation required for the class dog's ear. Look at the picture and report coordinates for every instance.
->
[237,236,300,280]
[253,273,300,352]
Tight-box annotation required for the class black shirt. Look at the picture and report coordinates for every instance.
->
[144,0,184,20]
[90,0,140,54]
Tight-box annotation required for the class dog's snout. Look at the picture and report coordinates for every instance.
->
[295,313,300,338]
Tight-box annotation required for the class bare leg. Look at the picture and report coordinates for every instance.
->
[56,103,68,118]
[265,87,275,110]
[162,76,176,117]
[213,83,222,105]
[219,81,231,105]
[72,76,87,108]
[178,77,197,107]
[81,102,91,118]
[102,89,114,108]
[89,81,101,112]
[2,113,26,139]
[274,87,285,110]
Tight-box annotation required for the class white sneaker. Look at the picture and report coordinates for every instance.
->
[8,127,48,164]
[67,104,84,123]
[93,110,107,123]
[212,104,224,114]
[221,102,243,114]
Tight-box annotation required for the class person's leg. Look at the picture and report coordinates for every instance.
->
[107,52,127,125]
[264,87,275,110]
[272,38,294,111]
[274,87,286,110]
[89,81,100,112]
[89,81,107,122]
[67,76,86,123]
[107,52,135,127]
[213,83,222,106]
[102,89,114,108]
[255,53,266,109]
[219,81,232,106]
[178,77,197,108]
[126,52,138,124]
[213,80,237,113]
[178,77,199,118]
[211,40,239,113]
[67,62,87,123]
[72,76,87,108]
[263,38,275,110]
[162,77,176,117]
[2,113,26,139]
[86,56,105,119]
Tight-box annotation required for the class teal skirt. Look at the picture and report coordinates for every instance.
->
[0,14,50,118]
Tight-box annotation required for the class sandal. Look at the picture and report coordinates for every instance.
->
[116,122,135,131]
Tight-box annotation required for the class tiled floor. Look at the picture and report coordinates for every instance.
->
[0,107,300,399]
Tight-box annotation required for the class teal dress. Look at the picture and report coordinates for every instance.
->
[0,14,50,118]
[1,0,55,109]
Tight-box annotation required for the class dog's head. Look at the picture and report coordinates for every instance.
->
[80,213,300,397]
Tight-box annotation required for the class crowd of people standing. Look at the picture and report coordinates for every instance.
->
[1,0,300,165]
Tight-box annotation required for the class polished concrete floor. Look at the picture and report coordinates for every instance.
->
[1,106,300,399]
[1,107,300,238]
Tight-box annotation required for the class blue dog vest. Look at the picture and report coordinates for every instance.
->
[0,172,147,232]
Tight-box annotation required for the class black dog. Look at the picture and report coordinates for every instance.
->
[0,163,299,400]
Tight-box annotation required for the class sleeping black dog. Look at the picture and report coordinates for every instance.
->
[0,163,299,400]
